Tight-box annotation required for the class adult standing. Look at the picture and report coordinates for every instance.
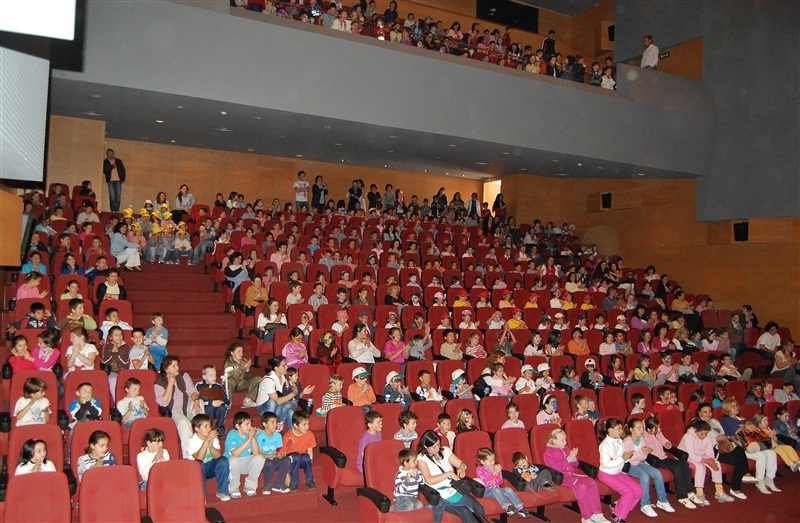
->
[110,223,142,271]
[416,430,486,523]
[541,30,556,58]
[103,148,126,212]
[311,175,328,214]
[155,356,203,445]
[293,171,310,212]
[173,184,195,223]
[641,35,659,70]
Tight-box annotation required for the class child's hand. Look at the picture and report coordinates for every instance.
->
[206,429,218,442]
[664,441,672,449]
[212,400,224,407]
[493,464,502,474]
[568,447,579,459]
[622,451,634,461]
[642,446,652,455]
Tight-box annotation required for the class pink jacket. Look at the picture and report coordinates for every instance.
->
[476,465,503,488]
[282,341,308,369]
[643,431,671,460]
[622,437,648,466]
[678,428,715,462]
[543,445,581,482]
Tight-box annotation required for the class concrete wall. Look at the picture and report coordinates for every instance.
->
[615,0,705,62]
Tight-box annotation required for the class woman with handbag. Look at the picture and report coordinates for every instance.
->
[719,398,779,494]
[417,430,487,523]
[750,413,800,472]
[695,403,754,498]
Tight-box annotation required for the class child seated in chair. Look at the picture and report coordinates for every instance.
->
[224,411,266,498]
[357,411,384,473]
[391,449,425,512]
[512,452,555,492]
[196,365,229,436]
[282,411,317,492]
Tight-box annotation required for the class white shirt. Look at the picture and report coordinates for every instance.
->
[13,397,51,426]
[348,338,381,364]
[641,43,659,69]
[599,436,626,474]
[137,448,170,480]
[256,371,285,405]
[15,460,57,475]
[66,343,99,372]
[183,433,221,461]
[757,332,780,352]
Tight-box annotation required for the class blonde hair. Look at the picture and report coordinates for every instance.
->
[721,397,739,417]
[546,428,565,446]
[329,374,344,384]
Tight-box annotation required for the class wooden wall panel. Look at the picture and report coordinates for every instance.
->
[0,191,23,266]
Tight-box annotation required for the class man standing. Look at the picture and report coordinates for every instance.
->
[103,148,126,212]
[541,30,556,59]
[311,175,328,214]
[641,35,659,70]
[293,170,310,212]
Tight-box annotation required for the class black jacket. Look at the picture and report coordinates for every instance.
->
[103,158,126,183]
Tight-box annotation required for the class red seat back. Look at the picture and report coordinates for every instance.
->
[445,398,481,430]
[494,427,532,471]
[70,421,124,482]
[146,460,209,522]
[9,370,60,424]
[564,419,601,466]
[598,386,627,419]
[65,370,112,421]
[370,402,404,439]
[128,417,182,476]
[453,430,492,477]
[479,396,511,434]
[656,409,684,447]
[409,401,443,434]
[326,406,367,466]
[4,471,71,522]
[79,465,141,522]
[114,369,159,415]
[8,423,65,470]
[530,423,559,463]
[362,439,406,497]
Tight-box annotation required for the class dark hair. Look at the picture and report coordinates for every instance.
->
[124,377,141,390]
[191,414,211,430]
[261,411,278,424]
[365,411,383,425]
[291,410,309,426]
[18,438,49,467]
[132,327,145,337]
[631,393,645,405]
[233,411,252,426]
[437,413,451,423]
[417,430,443,458]
[656,386,671,398]
[688,419,711,432]
[764,321,779,332]
[267,356,286,371]
[141,428,165,448]
[159,355,180,377]
[37,329,57,347]
[225,342,244,361]
[599,418,624,439]
[23,377,46,397]
[85,430,111,454]
[644,416,660,432]
[398,411,417,427]
[398,448,417,465]
[69,298,85,311]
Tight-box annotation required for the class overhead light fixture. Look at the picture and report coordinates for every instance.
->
[176,105,184,109]
[552,159,559,163]
[449,144,457,147]
[254,116,262,120]
[521,168,528,171]
[475,162,488,165]
[213,127,234,132]
[90,94,102,99]
[295,154,303,158]
[597,166,604,170]
[80,111,104,117]
[324,125,333,129]
[502,152,509,155]
[577,163,582,167]
[170,140,176,143]
[247,148,254,152]
[389,135,398,139]
[424,169,429,173]
[334,143,342,146]
[638,173,646,176]
[155,120,164,124]
[142,136,149,140]
[446,172,450,175]
[387,150,394,153]
[220,111,227,115]
[341,159,346,163]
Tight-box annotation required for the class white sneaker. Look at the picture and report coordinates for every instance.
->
[640,505,658,518]
[656,501,675,512]
[590,514,612,523]
[714,491,735,503]
[755,481,771,494]
[242,398,257,408]
[741,475,758,484]
[764,477,781,492]
[729,490,747,500]
[678,498,696,509]
[789,462,799,472]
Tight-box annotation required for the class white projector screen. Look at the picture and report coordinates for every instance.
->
[0,0,77,41]
[0,46,50,182]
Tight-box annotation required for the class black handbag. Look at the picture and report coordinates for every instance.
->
[451,478,472,496]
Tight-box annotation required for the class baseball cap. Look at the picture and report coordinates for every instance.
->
[537,363,550,372]
[585,358,597,366]
[521,364,534,374]
[434,292,445,300]
[352,367,370,379]
[386,371,405,384]
[462,310,472,316]
[451,369,466,383]
[554,312,565,319]
[336,310,348,320]
[616,314,626,321]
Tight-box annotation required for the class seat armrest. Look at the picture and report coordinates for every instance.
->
[419,484,441,506]
[534,464,564,485]
[319,446,347,468]
[644,454,662,468]
[441,390,455,400]
[159,406,172,418]
[665,447,688,461]
[577,460,599,479]
[57,410,69,430]
[356,486,391,513]
[140,516,154,523]
[0,412,11,433]
[410,392,423,402]
[65,466,78,496]
[776,434,795,447]
[205,506,225,523]
[502,469,527,491]
[0,470,7,502]
[110,407,123,424]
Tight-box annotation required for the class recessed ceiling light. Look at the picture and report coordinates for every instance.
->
[254,116,262,120]
[434,156,441,160]
[387,150,394,153]
[196,142,202,146]
[384,164,388,168]
[220,111,227,115]
[577,163,582,166]
[176,105,184,109]
[213,127,234,132]
[341,159,346,163]
[597,166,604,170]
[638,173,646,176]
[334,143,342,146]
[462,174,466,177]
[521,168,527,171]
[247,148,254,152]
[389,135,398,139]
[424,169,429,173]
[295,154,303,158]
[324,125,333,129]
[170,140,176,143]
[449,144,457,147]
[142,136,149,140]
[155,120,164,124]
[475,162,488,165]
[90,94,102,98]
[80,111,104,117]
[557,173,567,176]
[446,172,450,175]
[502,152,509,155]
[552,159,559,163]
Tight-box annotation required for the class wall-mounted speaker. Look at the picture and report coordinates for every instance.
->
[601,193,612,209]
[608,25,615,42]
[733,222,749,242]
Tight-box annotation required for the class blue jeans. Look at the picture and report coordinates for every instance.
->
[149,347,168,371]
[262,457,292,489]
[628,462,666,506]
[432,493,485,523]
[199,457,230,495]
[107,181,122,212]
[193,240,213,264]
[258,398,297,426]
[485,486,523,510]
[205,403,228,432]
[288,452,313,486]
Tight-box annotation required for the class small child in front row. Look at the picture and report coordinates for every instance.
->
[15,439,56,475]
[76,430,117,480]
[117,377,149,429]
[391,449,425,512]
[512,452,555,492]
[394,411,418,449]
[224,411,266,498]
[678,419,735,505]
[316,373,345,416]
[136,428,170,490]
[14,377,51,426]
[282,411,316,492]
[435,413,456,448]
[256,411,292,495]
[476,447,532,518]
[69,382,102,428]
[144,312,169,371]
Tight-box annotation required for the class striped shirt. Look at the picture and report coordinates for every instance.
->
[394,467,424,499]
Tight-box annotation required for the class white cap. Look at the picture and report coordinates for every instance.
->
[521,364,534,374]
[537,363,550,373]
[434,291,445,299]
[385,371,405,385]
[451,369,466,382]
[351,367,370,379]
